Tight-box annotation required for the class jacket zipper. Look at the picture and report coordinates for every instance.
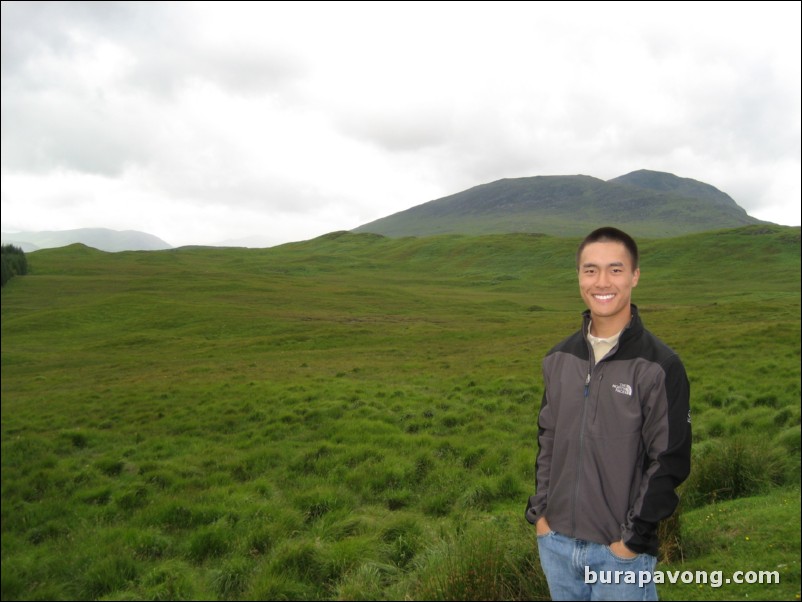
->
[570,327,624,537]
[571,363,592,536]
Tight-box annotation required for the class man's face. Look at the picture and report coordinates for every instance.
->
[578,241,640,324]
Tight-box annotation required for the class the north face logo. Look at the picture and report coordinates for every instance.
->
[612,383,632,396]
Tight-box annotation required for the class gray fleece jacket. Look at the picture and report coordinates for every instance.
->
[525,305,692,557]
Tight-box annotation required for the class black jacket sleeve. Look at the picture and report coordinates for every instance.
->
[622,354,691,554]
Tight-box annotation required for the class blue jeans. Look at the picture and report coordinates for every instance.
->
[537,531,658,601]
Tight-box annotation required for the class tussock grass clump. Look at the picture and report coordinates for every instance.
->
[333,561,399,600]
[457,479,496,511]
[381,516,423,568]
[410,519,549,601]
[116,484,149,511]
[656,505,683,563]
[245,569,314,601]
[140,559,198,600]
[79,485,113,506]
[150,501,226,530]
[126,528,172,560]
[246,525,275,557]
[422,491,455,517]
[682,437,792,508]
[211,556,252,598]
[291,484,357,527]
[79,554,139,599]
[777,425,802,454]
[25,520,71,545]
[186,523,231,562]
[268,538,329,588]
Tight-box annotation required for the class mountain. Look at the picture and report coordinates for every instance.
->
[1,228,173,252]
[608,169,744,209]
[353,169,767,238]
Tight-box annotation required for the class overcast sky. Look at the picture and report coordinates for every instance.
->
[2,1,800,247]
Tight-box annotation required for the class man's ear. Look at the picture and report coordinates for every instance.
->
[632,268,640,287]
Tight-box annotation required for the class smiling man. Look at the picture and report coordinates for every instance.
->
[526,227,692,601]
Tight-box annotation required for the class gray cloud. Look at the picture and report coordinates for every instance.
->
[1,1,799,247]
[121,33,308,99]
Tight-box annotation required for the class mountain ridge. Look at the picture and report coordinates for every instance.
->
[609,169,747,213]
[353,169,766,238]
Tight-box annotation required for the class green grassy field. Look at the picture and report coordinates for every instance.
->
[2,225,800,600]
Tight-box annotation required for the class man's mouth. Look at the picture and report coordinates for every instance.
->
[593,293,615,301]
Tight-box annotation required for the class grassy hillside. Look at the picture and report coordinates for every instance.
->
[1,225,800,600]
[353,172,765,239]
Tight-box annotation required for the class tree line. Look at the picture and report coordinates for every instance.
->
[1,245,28,287]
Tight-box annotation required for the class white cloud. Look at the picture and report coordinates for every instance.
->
[2,1,800,247]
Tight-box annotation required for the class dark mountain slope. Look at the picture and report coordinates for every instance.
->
[353,170,766,238]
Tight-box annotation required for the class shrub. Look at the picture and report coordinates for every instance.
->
[1,244,28,287]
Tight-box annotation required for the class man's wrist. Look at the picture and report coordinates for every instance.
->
[609,539,638,558]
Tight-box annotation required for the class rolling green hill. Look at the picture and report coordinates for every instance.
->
[353,170,767,238]
[1,226,799,600]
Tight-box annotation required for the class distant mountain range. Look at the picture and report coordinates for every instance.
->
[353,169,769,238]
[1,170,771,252]
[1,228,172,252]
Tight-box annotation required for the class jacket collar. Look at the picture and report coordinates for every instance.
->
[582,304,642,341]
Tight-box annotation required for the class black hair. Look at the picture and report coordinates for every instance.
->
[576,227,639,269]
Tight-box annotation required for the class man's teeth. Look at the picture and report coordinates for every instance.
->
[594,294,614,300]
